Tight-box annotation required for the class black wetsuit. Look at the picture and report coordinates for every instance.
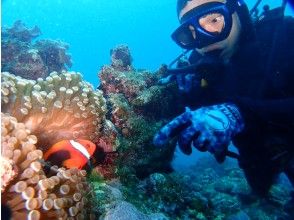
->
[185,10,294,195]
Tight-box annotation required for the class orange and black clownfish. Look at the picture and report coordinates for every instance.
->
[44,139,96,169]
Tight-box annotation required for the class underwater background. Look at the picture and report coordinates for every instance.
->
[6,0,289,171]
[2,0,294,87]
[2,0,294,220]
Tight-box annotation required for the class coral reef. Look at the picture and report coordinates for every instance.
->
[122,172,213,219]
[88,175,169,220]
[99,65,156,102]
[100,201,168,220]
[98,46,185,182]
[1,21,72,80]
[185,156,292,219]
[119,156,293,219]
[110,45,133,71]
[1,71,107,151]
[34,39,72,74]
[99,62,183,119]
[1,113,95,219]
[1,20,41,43]
[103,91,176,181]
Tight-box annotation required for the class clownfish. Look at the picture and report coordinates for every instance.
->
[44,139,96,169]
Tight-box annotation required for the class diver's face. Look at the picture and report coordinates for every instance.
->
[179,0,242,61]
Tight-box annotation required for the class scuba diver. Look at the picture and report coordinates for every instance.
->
[153,0,294,197]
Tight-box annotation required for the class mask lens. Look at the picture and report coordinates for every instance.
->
[173,25,195,47]
[199,13,225,34]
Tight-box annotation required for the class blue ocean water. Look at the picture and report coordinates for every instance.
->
[2,0,293,87]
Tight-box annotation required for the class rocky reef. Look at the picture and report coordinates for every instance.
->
[116,156,293,219]
[1,21,72,80]
[98,44,185,182]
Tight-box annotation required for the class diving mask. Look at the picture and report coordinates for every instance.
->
[172,0,241,49]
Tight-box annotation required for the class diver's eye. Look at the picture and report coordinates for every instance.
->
[199,13,225,33]
[212,16,222,23]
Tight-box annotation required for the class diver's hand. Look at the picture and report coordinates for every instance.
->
[158,57,198,93]
[158,55,224,93]
[153,103,244,161]
[159,73,198,93]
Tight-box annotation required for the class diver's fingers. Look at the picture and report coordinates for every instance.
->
[158,74,176,84]
[181,74,194,93]
[178,126,200,155]
[153,108,193,146]
[213,144,228,163]
[176,75,185,91]
[192,134,209,152]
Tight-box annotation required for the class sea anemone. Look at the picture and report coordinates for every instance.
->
[1,113,95,220]
[1,156,17,193]
[1,71,107,150]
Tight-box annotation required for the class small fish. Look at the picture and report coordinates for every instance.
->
[44,139,96,169]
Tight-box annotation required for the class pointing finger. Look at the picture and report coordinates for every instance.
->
[153,107,193,146]
[178,126,200,155]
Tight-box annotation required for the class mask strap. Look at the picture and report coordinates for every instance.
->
[225,0,240,13]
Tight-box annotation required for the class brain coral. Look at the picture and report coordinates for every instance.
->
[1,71,107,150]
[1,113,95,220]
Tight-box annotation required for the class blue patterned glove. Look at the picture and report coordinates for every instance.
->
[154,103,244,161]
[159,73,198,93]
[158,57,200,93]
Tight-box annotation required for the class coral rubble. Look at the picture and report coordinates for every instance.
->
[1,113,95,219]
[1,71,107,151]
[1,21,72,80]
